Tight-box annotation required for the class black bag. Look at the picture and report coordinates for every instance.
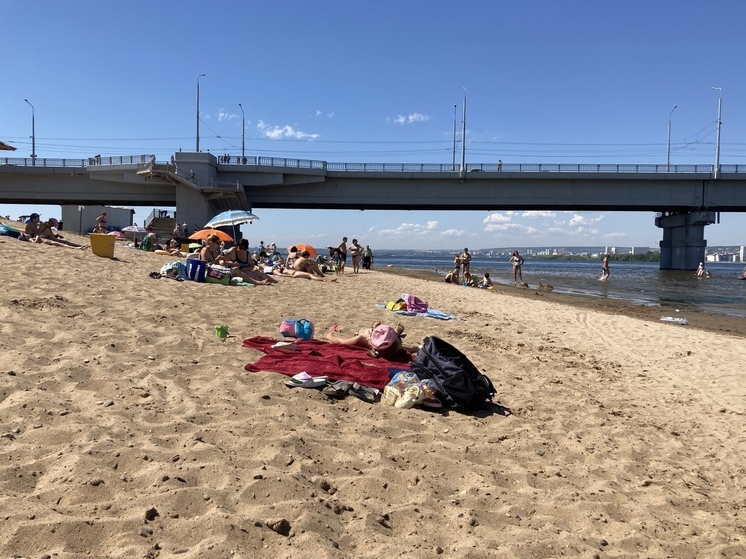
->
[410,336,496,411]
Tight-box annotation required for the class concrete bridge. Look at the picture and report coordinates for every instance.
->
[2,151,746,269]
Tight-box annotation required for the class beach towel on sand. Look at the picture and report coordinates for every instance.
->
[376,303,459,320]
[242,336,412,390]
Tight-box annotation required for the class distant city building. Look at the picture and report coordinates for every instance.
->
[741,246,745,262]
[631,246,651,254]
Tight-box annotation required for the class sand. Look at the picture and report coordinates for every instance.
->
[1,226,745,558]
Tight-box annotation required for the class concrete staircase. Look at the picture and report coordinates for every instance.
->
[148,216,179,244]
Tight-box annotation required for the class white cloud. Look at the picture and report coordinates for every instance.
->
[569,226,599,237]
[392,112,430,125]
[483,212,514,225]
[484,221,538,236]
[218,109,237,122]
[441,228,469,237]
[604,232,627,239]
[256,120,320,140]
[569,212,606,227]
[377,221,442,237]
[521,210,556,218]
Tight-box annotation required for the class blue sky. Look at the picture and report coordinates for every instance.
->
[2,0,745,250]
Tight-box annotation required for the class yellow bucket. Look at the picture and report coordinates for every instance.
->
[181,242,191,253]
[90,233,116,258]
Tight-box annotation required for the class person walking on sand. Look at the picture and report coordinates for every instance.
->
[600,254,610,281]
[510,250,524,285]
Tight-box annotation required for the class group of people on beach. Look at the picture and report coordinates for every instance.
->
[444,248,523,288]
[18,213,87,249]
[326,237,374,274]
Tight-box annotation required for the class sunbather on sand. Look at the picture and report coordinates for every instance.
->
[19,233,87,250]
[23,213,85,248]
[278,267,337,282]
[325,322,419,358]
[221,239,279,285]
[293,252,327,277]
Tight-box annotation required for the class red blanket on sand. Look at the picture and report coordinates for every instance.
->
[242,336,411,390]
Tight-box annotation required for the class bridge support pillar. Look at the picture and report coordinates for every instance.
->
[655,211,717,270]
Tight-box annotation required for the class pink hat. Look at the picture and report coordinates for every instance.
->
[370,325,398,352]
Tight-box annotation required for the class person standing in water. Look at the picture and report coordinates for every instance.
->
[600,254,610,281]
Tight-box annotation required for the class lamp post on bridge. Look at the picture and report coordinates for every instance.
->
[239,103,245,161]
[711,86,722,179]
[666,104,677,172]
[24,98,36,165]
[196,73,206,152]
[460,88,466,177]
[452,104,457,170]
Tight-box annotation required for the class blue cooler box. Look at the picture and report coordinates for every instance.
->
[185,259,207,282]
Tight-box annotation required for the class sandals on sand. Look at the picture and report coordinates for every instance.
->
[285,372,328,388]
[323,380,352,398]
[323,381,380,403]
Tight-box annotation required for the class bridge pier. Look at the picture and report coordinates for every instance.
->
[655,210,717,270]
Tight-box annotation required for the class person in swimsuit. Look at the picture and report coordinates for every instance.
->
[222,238,277,285]
[24,213,82,247]
[200,235,223,264]
[510,250,525,285]
[459,248,472,274]
[350,239,363,274]
[337,236,348,274]
[600,254,610,281]
[325,322,418,358]
[444,268,460,284]
[94,212,107,233]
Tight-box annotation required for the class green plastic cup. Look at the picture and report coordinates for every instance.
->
[215,325,229,338]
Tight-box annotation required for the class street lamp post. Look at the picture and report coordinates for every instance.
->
[196,73,206,152]
[239,103,245,161]
[711,86,722,179]
[452,104,457,170]
[460,88,467,177]
[24,98,36,165]
[666,104,677,172]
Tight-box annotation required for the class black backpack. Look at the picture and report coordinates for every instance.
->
[410,336,496,411]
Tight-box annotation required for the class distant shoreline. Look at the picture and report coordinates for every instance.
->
[375,265,746,339]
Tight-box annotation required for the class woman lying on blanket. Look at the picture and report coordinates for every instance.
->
[325,322,419,359]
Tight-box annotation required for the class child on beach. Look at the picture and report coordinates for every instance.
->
[478,273,493,288]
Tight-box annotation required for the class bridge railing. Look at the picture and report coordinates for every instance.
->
[3,155,746,175]
[0,155,154,168]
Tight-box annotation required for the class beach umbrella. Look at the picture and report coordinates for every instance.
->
[121,225,148,242]
[204,210,259,242]
[122,225,147,234]
[288,243,318,259]
[189,228,234,242]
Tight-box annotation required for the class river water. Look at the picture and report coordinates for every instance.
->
[370,251,746,318]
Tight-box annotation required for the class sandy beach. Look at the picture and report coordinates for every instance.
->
[1,226,745,558]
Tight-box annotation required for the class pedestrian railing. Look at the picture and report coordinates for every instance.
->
[3,155,746,175]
